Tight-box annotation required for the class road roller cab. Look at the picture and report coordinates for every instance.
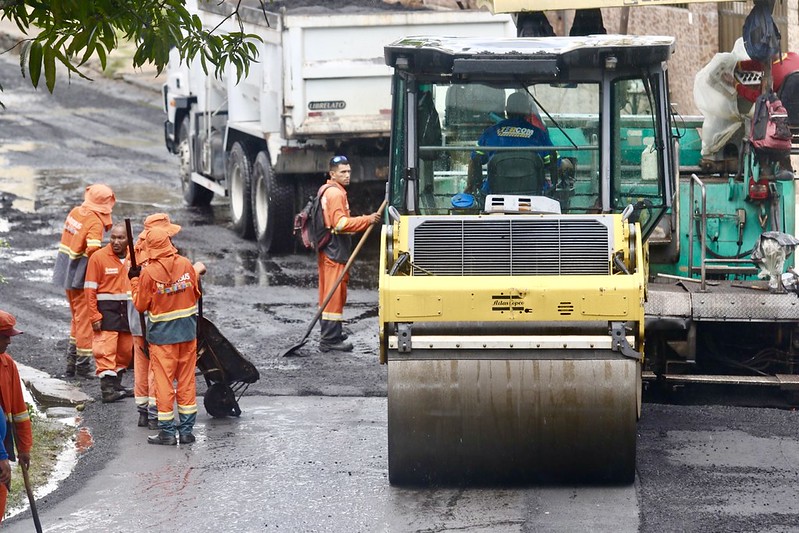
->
[380,35,677,485]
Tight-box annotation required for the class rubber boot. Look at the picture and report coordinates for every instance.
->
[147,431,177,446]
[113,371,135,398]
[137,411,149,428]
[65,342,77,377]
[148,421,177,445]
[147,401,158,429]
[100,376,126,403]
[319,320,352,352]
[178,412,197,444]
[75,355,93,378]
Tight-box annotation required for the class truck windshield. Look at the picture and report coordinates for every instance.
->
[406,77,665,222]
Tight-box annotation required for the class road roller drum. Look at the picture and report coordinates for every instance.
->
[387,355,639,485]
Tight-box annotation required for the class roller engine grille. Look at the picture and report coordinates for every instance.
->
[411,218,611,276]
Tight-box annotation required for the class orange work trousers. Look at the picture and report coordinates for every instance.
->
[92,330,133,377]
[317,252,348,321]
[66,289,93,361]
[132,336,155,413]
[149,340,198,425]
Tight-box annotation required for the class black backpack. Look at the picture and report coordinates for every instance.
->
[294,184,333,251]
[743,2,781,63]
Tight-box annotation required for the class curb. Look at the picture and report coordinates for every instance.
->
[17,363,92,408]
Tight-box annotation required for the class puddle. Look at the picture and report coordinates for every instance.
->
[0,146,183,217]
[3,247,56,282]
[8,248,54,264]
[0,156,37,213]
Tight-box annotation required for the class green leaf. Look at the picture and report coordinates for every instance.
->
[43,46,56,92]
[96,45,106,71]
[29,42,43,88]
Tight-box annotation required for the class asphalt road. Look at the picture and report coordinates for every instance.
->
[2,53,799,532]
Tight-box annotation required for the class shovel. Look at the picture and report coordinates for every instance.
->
[124,218,149,356]
[8,418,42,533]
[19,460,41,533]
[283,199,387,357]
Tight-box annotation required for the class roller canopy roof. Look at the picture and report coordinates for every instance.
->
[385,34,675,76]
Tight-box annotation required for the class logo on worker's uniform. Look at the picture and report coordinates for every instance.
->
[491,294,529,313]
[64,215,83,234]
[308,101,346,110]
[155,272,193,295]
[496,126,535,139]
[104,267,119,275]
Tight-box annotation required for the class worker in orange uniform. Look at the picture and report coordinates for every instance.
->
[0,310,33,521]
[131,213,185,430]
[733,51,799,104]
[85,223,135,403]
[52,184,116,378]
[317,155,381,352]
[130,227,202,446]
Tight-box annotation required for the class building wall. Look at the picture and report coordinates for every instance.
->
[409,1,799,115]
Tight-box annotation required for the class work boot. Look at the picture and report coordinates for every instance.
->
[137,412,149,428]
[147,431,177,446]
[100,376,126,403]
[179,433,196,444]
[320,320,350,350]
[319,340,354,353]
[65,343,77,377]
[147,418,159,430]
[113,373,135,398]
[75,358,92,379]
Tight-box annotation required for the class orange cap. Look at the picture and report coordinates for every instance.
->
[138,213,181,240]
[82,184,115,215]
[144,227,177,261]
[0,310,23,337]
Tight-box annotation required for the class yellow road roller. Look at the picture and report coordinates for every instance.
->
[379,35,678,484]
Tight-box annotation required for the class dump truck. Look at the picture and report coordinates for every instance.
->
[161,0,515,252]
[380,34,678,484]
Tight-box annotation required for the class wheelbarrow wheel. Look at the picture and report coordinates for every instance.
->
[204,383,242,418]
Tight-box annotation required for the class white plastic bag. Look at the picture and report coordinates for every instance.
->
[694,39,751,157]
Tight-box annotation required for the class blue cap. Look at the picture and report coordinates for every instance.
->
[451,193,475,208]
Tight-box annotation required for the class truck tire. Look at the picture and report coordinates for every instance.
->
[251,151,295,253]
[227,142,254,239]
[178,120,214,206]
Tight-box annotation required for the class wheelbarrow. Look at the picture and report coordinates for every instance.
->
[197,295,260,418]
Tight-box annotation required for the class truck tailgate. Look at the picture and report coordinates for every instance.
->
[284,11,515,138]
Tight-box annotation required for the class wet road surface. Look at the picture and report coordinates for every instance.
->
[2,51,799,532]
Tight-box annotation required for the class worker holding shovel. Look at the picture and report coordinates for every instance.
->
[316,155,382,352]
[0,310,35,525]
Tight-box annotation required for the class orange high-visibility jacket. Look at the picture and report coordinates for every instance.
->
[320,181,372,264]
[131,255,200,345]
[0,352,32,456]
[84,243,132,331]
[52,206,106,290]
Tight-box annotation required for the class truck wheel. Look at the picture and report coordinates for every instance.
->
[251,151,295,253]
[178,120,214,206]
[227,142,254,239]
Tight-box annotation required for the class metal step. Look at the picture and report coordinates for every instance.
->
[642,370,799,390]
[690,264,759,276]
